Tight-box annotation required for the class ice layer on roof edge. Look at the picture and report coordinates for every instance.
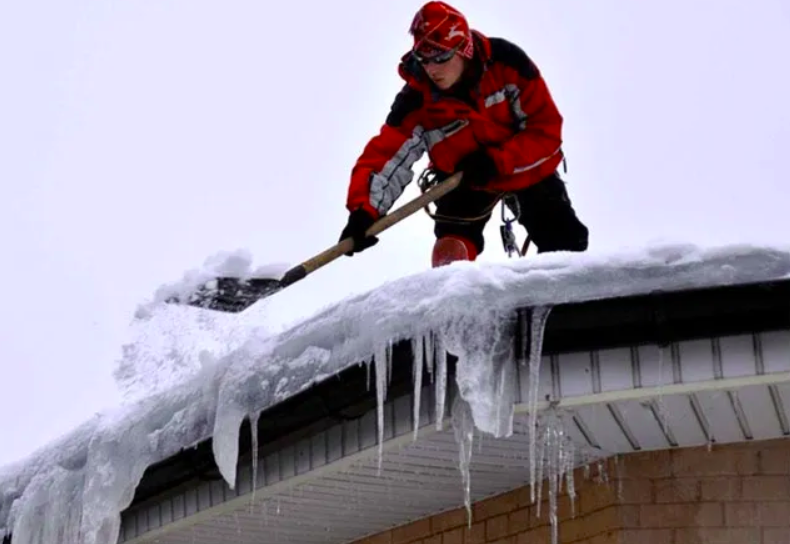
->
[0,303,601,544]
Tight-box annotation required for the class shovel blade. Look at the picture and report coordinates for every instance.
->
[170,277,283,313]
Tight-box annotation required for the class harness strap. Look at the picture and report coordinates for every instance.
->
[417,166,531,257]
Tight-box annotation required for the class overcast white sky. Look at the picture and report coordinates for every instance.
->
[1,0,788,468]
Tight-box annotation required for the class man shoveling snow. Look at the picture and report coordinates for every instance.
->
[339,1,590,267]
[160,2,591,314]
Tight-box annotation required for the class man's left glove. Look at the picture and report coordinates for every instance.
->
[339,208,379,256]
[455,147,499,187]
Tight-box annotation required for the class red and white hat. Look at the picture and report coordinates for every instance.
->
[409,1,474,60]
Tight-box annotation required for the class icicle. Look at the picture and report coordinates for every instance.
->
[434,334,448,430]
[412,335,424,441]
[494,356,513,437]
[563,435,577,518]
[212,403,247,489]
[9,468,83,544]
[374,344,388,475]
[549,425,565,544]
[547,421,560,544]
[442,308,517,438]
[387,340,393,384]
[451,393,475,526]
[618,454,626,499]
[535,421,545,517]
[527,305,552,503]
[527,407,595,544]
[426,332,435,384]
[596,459,609,485]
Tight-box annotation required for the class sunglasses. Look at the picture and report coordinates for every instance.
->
[413,43,461,65]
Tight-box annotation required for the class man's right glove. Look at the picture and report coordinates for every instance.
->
[455,147,499,187]
[339,208,379,256]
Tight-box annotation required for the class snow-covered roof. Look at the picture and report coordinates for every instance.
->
[2,242,790,544]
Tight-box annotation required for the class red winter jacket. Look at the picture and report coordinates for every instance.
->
[346,30,565,219]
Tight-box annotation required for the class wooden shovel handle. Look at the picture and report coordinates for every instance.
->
[280,172,463,286]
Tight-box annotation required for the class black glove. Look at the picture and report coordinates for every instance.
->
[339,208,379,256]
[455,147,499,187]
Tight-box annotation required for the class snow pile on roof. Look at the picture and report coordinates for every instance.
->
[2,242,789,544]
[113,299,265,404]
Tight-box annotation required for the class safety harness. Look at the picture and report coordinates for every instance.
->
[417,167,531,257]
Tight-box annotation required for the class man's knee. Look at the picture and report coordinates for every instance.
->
[517,173,589,253]
[434,220,486,256]
[432,235,479,267]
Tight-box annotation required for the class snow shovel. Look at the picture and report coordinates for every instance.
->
[165,171,464,313]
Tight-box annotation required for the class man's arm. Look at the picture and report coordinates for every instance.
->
[484,38,564,177]
[347,84,427,219]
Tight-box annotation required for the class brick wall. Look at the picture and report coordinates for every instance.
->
[351,438,790,544]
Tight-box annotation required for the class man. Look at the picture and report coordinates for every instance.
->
[340,1,589,267]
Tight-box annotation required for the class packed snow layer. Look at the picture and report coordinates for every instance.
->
[2,242,790,544]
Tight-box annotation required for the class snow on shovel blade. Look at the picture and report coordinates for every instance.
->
[149,251,292,314]
[168,276,283,313]
[179,264,309,312]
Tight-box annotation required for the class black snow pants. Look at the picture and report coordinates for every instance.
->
[432,170,589,256]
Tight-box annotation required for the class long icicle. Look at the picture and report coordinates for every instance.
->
[434,333,448,430]
[412,335,425,441]
[374,347,388,475]
[527,306,552,503]
[451,394,475,525]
